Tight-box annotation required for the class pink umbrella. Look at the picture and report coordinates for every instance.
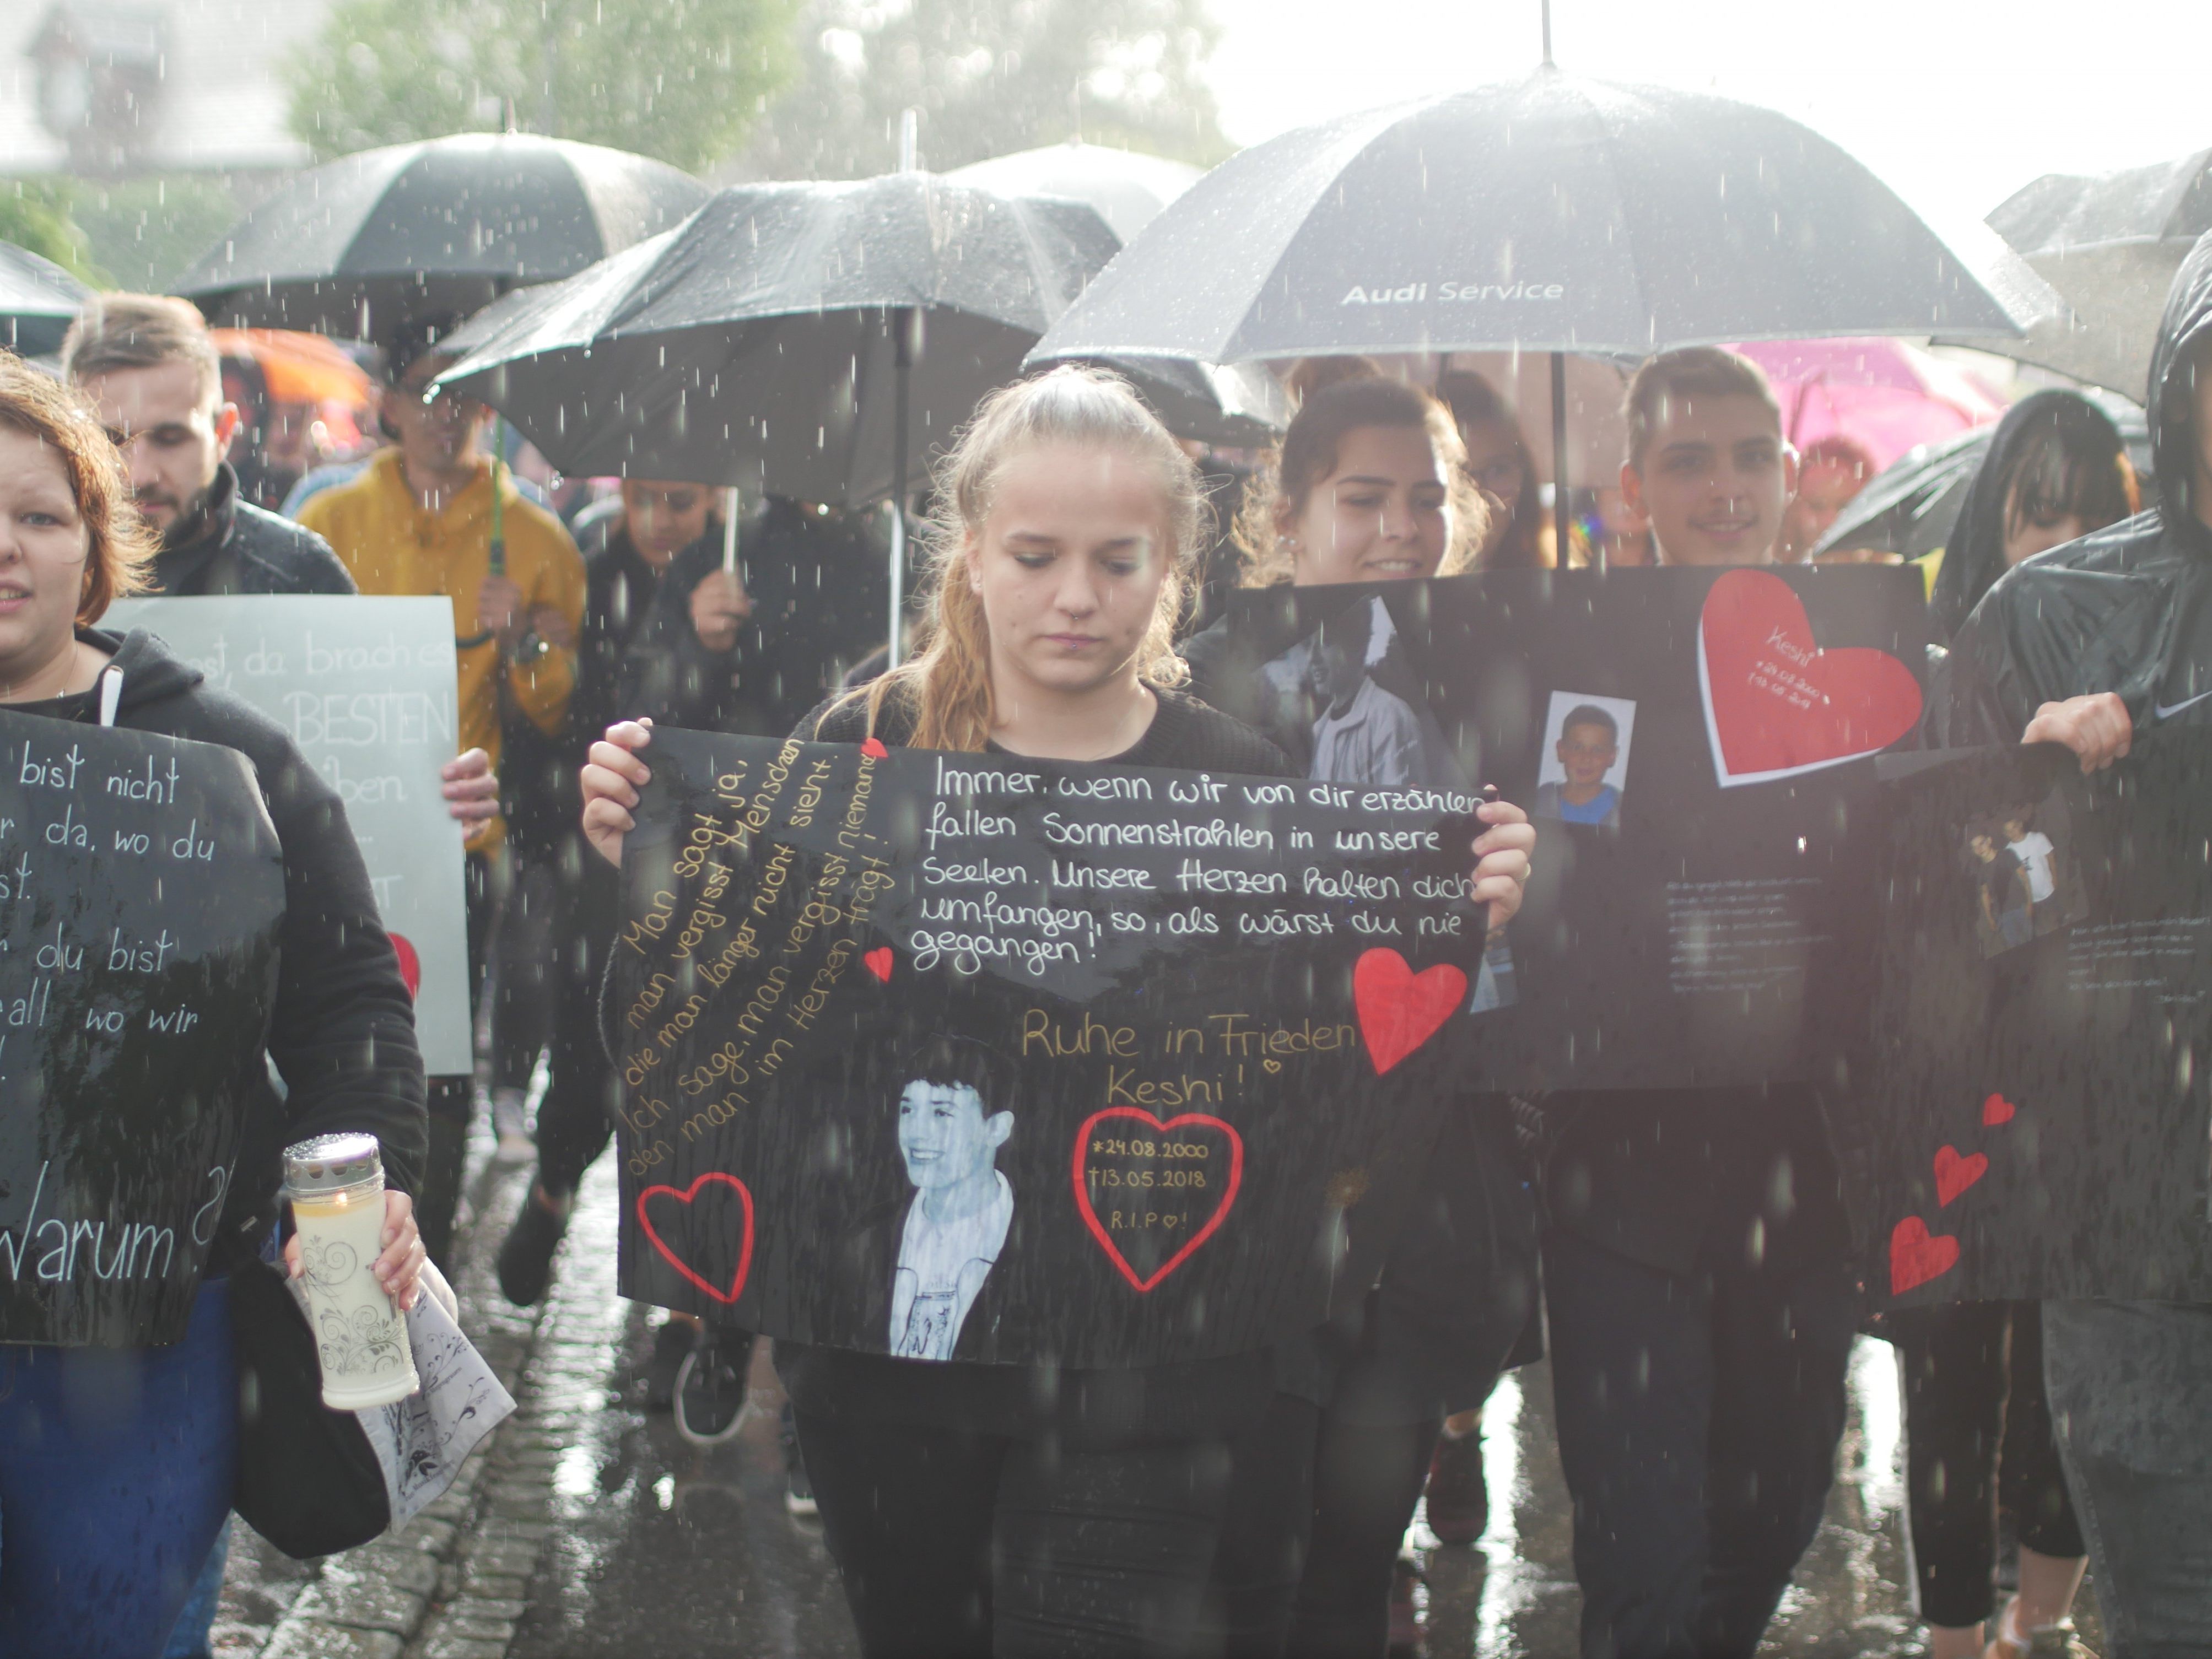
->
[1726,337,2008,472]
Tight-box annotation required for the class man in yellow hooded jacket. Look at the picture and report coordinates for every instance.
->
[299,315,585,1262]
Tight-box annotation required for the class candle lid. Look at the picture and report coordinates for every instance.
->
[283,1132,384,1196]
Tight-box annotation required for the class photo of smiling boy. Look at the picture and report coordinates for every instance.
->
[888,1037,1018,1363]
[1535,701,1626,830]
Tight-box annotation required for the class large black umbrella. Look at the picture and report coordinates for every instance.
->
[1032,67,2026,559]
[1810,391,2151,562]
[435,173,1123,662]
[174,133,708,343]
[1947,149,2212,401]
[946,143,1287,445]
[1,241,91,359]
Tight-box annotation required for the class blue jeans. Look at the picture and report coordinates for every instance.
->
[161,1519,230,1659]
[2043,1301,2212,1658]
[0,1279,237,1658]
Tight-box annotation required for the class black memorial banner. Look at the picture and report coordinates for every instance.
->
[613,728,1496,1367]
[1852,733,2212,1308]
[1212,566,1930,1091]
[0,714,285,1346]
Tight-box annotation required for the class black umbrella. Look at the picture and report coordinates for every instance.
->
[173,133,709,344]
[435,173,1126,663]
[1032,66,2026,562]
[1810,391,2151,563]
[1,241,91,359]
[1946,149,2212,400]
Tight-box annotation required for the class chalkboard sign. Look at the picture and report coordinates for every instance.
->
[1212,566,1929,1091]
[106,597,471,1072]
[613,729,1496,1366]
[0,714,285,1346]
[1851,733,2212,1307]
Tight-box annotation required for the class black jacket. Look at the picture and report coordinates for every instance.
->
[498,520,668,857]
[575,525,667,759]
[150,464,357,598]
[1939,226,2212,746]
[621,498,889,740]
[63,627,426,1276]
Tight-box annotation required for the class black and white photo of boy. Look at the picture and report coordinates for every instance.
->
[888,1037,1018,1362]
[1303,597,1468,790]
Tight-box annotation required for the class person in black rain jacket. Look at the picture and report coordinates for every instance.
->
[1933,225,2212,1657]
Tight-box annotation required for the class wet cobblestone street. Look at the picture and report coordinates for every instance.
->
[216,1136,2103,1658]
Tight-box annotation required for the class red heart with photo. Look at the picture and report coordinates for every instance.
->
[1699,569,1922,786]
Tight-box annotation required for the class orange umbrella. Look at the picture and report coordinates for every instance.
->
[211,328,373,407]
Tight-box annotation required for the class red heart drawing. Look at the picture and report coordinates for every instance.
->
[1982,1093,2017,1127]
[1071,1107,1243,1292]
[1352,949,1468,1076]
[860,736,890,760]
[389,932,421,999]
[864,947,893,982]
[1889,1215,1961,1295]
[1933,1144,1988,1207]
[1698,568,1922,787]
[636,1171,756,1304]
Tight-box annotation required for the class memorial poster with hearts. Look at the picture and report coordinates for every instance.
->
[612,727,1495,1366]
[0,714,286,1346]
[1849,734,2212,1309]
[1212,565,1929,1091]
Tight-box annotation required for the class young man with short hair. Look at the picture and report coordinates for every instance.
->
[63,294,353,597]
[299,314,585,1266]
[1541,345,1854,1659]
[1617,345,1801,569]
[1939,230,2212,1656]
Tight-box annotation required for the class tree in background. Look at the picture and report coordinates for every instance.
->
[285,0,801,175]
[732,0,1231,180]
[0,180,104,283]
[69,177,245,290]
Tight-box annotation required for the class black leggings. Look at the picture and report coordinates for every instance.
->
[1893,1300,2084,1628]
[1288,1414,1440,1657]
[531,844,623,1198]
[1207,1399,1442,1659]
[794,1407,1238,1659]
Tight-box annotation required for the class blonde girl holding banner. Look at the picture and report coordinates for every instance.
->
[581,365,1533,1658]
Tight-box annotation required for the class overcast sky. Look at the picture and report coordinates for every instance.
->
[1205,0,2212,239]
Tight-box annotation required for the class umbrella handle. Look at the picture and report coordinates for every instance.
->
[488,421,509,580]
[1551,352,1576,571]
